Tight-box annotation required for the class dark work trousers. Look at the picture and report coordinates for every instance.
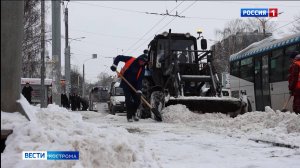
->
[122,86,141,120]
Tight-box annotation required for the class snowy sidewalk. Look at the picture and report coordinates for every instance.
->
[80,104,300,168]
[1,102,300,168]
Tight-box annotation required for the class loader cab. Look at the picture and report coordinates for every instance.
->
[148,33,201,81]
[148,33,198,70]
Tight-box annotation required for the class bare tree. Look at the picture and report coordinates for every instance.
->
[215,18,278,41]
[290,13,300,33]
[97,72,114,88]
[22,0,41,78]
[215,19,252,40]
[246,18,278,36]
[71,68,83,95]
[213,18,276,79]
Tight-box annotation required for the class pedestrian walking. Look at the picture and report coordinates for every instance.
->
[22,82,33,104]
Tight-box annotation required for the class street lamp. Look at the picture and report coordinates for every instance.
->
[82,54,97,97]
[69,37,86,43]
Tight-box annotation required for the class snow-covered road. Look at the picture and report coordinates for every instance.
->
[1,99,300,168]
[79,103,300,168]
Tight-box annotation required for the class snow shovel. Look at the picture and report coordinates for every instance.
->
[115,70,162,121]
[281,95,292,112]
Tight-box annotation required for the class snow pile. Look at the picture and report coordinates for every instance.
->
[162,104,300,146]
[162,105,200,123]
[1,101,159,168]
[161,104,229,123]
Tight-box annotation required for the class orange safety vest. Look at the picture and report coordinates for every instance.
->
[119,57,135,77]
[295,60,300,89]
[118,57,143,80]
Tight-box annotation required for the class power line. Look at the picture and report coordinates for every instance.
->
[186,16,292,23]
[72,2,145,14]
[70,29,146,40]
[132,1,197,52]
[271,18,300,33]
[124,0,186,54]
[146,10,186,18]
[210,1,300,8]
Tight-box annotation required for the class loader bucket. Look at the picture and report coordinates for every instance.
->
[165,97,245,117]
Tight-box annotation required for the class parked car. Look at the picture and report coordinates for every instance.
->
[108,81,126,115]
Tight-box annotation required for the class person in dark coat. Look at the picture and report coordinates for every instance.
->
[110,50,148,122]
[288,51,300,114]
[80,97,89,111]
[70,93,76,111]
[75,94,81,111]
[22,82,33,104]
[61,93,69,108]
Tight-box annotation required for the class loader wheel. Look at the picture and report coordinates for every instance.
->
[150,91,165,120]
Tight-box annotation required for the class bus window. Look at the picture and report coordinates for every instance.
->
[230,61,240,77]
[270,49,284,82]
[240,57,253,82]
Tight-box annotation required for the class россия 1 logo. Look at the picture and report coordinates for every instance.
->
[241,8,278,17]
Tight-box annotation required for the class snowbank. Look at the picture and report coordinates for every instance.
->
[162,105,300,146]
[1,104,159,168]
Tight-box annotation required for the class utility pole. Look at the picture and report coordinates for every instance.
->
[52,0,61,106]
[64,1,71,98]
[1,1,30,120]
[83,64,85,97]
[82,54,97,98]
[40,0,46,108]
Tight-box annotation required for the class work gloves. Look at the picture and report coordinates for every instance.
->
[110,64,117,72]
[136,90,142,99]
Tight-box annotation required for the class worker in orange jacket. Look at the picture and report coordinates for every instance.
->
[110,50,148,122]
[288,51,300,114]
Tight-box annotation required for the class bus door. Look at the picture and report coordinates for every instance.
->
[254,55,271,111]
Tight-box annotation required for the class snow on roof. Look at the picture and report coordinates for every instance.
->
[230,33,300,62]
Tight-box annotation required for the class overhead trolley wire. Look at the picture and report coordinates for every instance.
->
[72,1,145,14]
[123,0,186,54]
[132,1,198,52]
[271,18,300,33]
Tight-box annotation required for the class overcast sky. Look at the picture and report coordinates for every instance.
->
[46,1,300,83]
